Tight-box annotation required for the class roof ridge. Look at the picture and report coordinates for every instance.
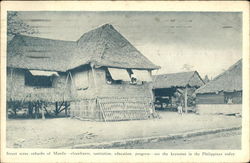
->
[195,59,242,94]
[8,23,160,71]
[186,71,197,86]
[211,59,242,81]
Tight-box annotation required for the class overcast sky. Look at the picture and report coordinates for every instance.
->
[17,11,242,79]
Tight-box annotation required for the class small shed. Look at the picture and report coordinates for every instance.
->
[196,59,242,104]
[7,24,160,121]
[153,71,204,111]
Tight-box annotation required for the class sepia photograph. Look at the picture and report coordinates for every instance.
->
[1,1,249,163]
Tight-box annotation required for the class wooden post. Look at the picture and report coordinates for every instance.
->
[55,102,58,115]
[41,102,45,120]
[148,70,156,117]
[28,102,33,118]
[185,87,188,113]
[63,72,70,102]
[90,63,98,95]
[35,103,38,119]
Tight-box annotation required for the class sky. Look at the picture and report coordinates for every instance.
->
[16,11,242,79]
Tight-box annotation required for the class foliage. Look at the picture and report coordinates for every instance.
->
[7,11,38,36]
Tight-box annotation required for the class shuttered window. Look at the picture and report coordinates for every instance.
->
[108,68,131,81]
[29,70,59,76]
[132,70,152,82]
[25,70,59,87]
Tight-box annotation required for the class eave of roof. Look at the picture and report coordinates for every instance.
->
[196,59,242,94]
[7,24,160,72]
[153,71,204,89]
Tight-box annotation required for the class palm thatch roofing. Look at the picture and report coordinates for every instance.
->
[196,59,242,94]
[153,71,204,89]
[7,24,159,72]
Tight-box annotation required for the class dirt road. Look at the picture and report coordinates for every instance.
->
[6,112,241,148]
[117,130,241,149]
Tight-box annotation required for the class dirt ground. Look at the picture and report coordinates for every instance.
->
[6,111,241,148]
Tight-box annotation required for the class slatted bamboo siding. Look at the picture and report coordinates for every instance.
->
[70,99,97,120]
[98,97,152,121]
[7,68,71,102]
[70,97,153,121]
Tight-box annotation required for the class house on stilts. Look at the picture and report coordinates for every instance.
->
[152,71,204,112]
[195,59,242,115]
[7,24,160,121]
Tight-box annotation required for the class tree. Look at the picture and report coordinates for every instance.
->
[7,11,38,41]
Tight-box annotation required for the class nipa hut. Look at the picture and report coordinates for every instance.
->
[153,71,204,112]
[195,59,242,104]
[7,24,160,121]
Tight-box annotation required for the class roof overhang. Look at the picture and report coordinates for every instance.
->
[29,70,59,76]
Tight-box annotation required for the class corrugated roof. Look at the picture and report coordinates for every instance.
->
[196,59,242,94]
[153,71,204,89]
[7,24,159,72]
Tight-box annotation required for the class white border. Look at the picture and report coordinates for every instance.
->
[1,1,249,162]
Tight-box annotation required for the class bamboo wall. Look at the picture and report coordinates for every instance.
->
[70,67,154,100]
[7,66,155,121]
[196,92,225,104]
[7,68,71,102]
[70,67,155,121]
[196,91,242,104]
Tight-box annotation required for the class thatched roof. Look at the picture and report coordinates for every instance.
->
[196,59,242,94]
[7,24,159,72]
[153,71,204,89]
[7,35,77,71]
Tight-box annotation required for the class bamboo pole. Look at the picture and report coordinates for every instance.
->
[185,87,188,113]
[69,71,75,91]
[90,63,98,95]
[63,72,70,102]
[41,102,45,120]
[148,70,158,118]
[90,63,105,122]
[98,99,107,122]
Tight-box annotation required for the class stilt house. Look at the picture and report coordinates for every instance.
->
[7,24,160,121]
[196,59,242,104]
[153,71,204,111]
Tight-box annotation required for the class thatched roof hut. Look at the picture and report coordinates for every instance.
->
[196,59,242,94]
[196,59,242,104]
[8,24,159,72]
[153,71,204,89]
[7,24,159,121]
[152,71,204,110]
